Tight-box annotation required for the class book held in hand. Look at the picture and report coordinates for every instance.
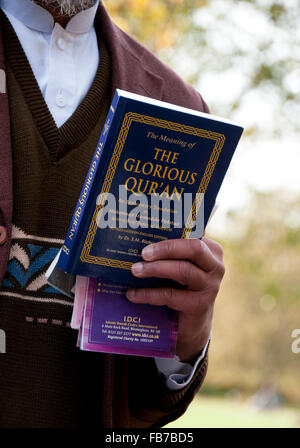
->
[57,89,243,287]
[53,89,243,358]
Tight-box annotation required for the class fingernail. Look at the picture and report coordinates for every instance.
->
[142,245,154,260]
[126,289,135,299]
[132,262,144,276]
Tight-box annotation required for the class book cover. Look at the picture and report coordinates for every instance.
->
[58,89,243,286]
[80,278,178,358]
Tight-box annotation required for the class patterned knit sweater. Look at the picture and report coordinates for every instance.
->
[0,15,111,427]
[0,9,211,428]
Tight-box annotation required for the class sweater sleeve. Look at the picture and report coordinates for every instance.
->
[127,347,209,428]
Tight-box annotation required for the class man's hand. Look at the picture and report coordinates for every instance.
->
[126,237,225,363]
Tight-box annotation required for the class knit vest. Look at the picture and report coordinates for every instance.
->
[0,15,112,427]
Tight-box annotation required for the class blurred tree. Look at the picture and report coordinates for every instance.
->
[105,0,300,138]
[206,190,300,404]
[105,0,207,53]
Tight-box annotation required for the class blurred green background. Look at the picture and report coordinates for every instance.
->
[105,0,300,427]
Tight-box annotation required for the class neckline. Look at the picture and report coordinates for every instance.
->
[0,0,100,34]
[2,11,112,161]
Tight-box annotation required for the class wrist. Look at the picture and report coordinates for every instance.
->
[176,328,211,363]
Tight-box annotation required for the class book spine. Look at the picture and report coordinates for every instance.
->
[58,91,121,272]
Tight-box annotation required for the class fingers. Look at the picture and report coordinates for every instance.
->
[202,237,224,261]
[126,287,203,314]
[141,238,219,272]
[131,237,225,289]
[131,259,208,289]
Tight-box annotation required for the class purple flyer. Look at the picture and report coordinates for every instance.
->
[71,276,89,330]
[81,278,178,358]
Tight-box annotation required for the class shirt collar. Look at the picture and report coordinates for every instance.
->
[0,0,99,34]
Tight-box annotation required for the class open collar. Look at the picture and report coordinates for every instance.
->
[0,0,99,34]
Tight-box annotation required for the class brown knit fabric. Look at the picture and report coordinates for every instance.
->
[0,15,112,427]
[0,12,209,429]
[2,16,112,237]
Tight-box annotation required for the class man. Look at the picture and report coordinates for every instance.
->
[0,0,225,427]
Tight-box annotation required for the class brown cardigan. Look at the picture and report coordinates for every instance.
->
[0,1,209,428]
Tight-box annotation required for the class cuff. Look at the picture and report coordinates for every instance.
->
[154,336,210,391]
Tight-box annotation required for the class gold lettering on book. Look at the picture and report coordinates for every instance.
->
[80,113,226,269]
[122,147,197,197]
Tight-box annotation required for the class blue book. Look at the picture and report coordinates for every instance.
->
[58,89,243,286]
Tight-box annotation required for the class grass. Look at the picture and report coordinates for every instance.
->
[165,395,300,428]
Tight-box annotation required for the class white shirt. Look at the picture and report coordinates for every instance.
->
[1,0,99,127]
[0,0,209,389]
